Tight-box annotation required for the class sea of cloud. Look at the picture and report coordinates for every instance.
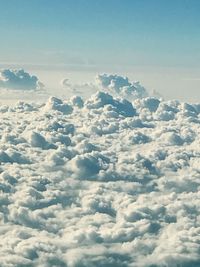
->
[0,71,200,266]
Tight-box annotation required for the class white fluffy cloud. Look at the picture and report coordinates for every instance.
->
[96,73,149,99]
[61,73,149,100]
[0,82,200,266]
[0,69,44,90]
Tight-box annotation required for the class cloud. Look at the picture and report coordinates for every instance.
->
[86,91,136,117]
[96,73,149,99]
[61,73,150,100]
[61,78,70,87]
[61,78,97,98]
[44,96,73,114]
[0,78,200,266]
[0,69,44,90]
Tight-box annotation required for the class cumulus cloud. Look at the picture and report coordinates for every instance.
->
[96,73,149,99]
[61,73,150,100]
[44,96,73,114]
[86,91,136,117]
[0,69,44,90]
[0,81,200,266]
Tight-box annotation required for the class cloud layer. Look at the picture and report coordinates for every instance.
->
[0,86,200,266]
[0,69,43,90]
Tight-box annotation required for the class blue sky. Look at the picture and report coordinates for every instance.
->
[0,0,200,68]
[0,0,200,101]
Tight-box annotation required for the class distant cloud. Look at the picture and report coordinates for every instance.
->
[61,78,97,97]
[60,78,70,87]
[96,73,149,99]
[61,73,149,100]
[0,69,44,90]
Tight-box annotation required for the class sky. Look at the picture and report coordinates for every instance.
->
[0,0,200,101]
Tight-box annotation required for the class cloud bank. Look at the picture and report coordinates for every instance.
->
[0,80,200,266]
[0,69,43,90]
